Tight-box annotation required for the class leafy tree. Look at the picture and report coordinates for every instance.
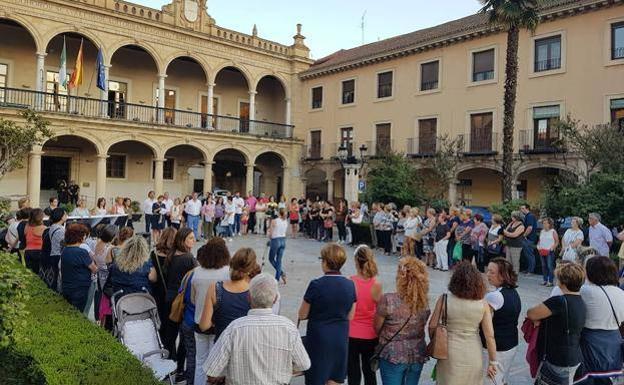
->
[0,110,52,180]
[490,198,529,221]
[542,172,624,227]
[362,152,425,208]
[480,0,539,202]
[556,117,624,176]
[422,134,464,200]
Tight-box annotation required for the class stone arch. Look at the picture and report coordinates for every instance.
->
[106,39,164,73]
[456,162,502,176]
[104,134,163,159]
[43,26,105,52]
[515,161,580,179]
[45,128,106,155]
[209,144,251,164]
[163,52,211,81]
[252,148,289,168]
[253,72,290,99]
[304,167,328,200]
[163,140,210,162]
[0,15,44,52]
[210,61,253,88]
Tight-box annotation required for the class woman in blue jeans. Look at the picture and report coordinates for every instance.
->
[268,208,289,284]
[373,257,431,384]
[537,218,559,287]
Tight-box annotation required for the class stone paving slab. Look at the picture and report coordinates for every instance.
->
[201,234,551,385]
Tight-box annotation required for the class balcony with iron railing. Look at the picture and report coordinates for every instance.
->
[519,129,563,154]
[534,57,561,72]
[0,87,294,139]
[613,47,624,60]
[457,132,499,155]
[420,80,439,91]
[302,144,323,160]
[366,139,394,157]
[331,142,355,158]
[406,137,438,157]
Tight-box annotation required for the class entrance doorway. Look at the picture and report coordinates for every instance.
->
[239,101,249,132]
[108,80,127,119]
[41,156,70,190]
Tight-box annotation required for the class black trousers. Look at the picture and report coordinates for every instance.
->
[336,220,347,241]
[248,212,256,234]
[378,230,392,253]
[462,243,475,263]
[347,337,378,385]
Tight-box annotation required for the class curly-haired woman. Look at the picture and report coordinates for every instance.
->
[374,257,431,385]
[107,235,157,296]
[433,261,497,385]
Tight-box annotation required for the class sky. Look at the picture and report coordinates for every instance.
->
[134,0,482,59]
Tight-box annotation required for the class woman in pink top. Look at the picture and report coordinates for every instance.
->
[348,245,383,385]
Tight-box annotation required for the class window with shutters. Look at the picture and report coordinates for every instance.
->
[610,98,624,131]
[341,79,355,104]
[533,105,560,150]
[377,71,393,99]
[106,155,126,178]
[152,158,175,180]
[0,63,7,102]
[309,130,322,159]
[612,22,624,60]
[469,112,493,153]
[311,86,323,109]
[375,123,392,154]
[340,127,354,156]
[472,49,495,82]
[420,61,439,91]
[534,36,561,72]
[418,118,437,155]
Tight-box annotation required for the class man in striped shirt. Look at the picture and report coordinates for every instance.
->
[203,273,310,384]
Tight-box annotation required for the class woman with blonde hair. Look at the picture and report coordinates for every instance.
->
[374,257,430,384]
[107,235,157,297]
[403,208,422,257]
[348,245,383,385]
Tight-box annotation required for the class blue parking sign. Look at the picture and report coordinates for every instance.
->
[358,179,366,193]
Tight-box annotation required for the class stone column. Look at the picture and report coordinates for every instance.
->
[448,180,458,206]
[281,166,290,198]
[203,161,213,194]
[99,65,110,118]
[246,163,255,196]
[248,91,257,134]
[95,154,108,200]
[285,97,292,126]
[511,179,520,200]
[153,158,165,196]
[207,83,215,129]
[327,178,334,202]
[35,52,46,110]
[157,74,166,123]
[27,146,43,208]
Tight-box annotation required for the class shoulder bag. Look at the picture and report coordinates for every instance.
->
[169,270,193,323]
[370,313,413,371]
[426,293,448,360]
[535,296,571,385]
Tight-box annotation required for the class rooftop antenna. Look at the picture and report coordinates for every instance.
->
[360,10,367,45]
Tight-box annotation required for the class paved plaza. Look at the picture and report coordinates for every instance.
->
[206,233,552,385]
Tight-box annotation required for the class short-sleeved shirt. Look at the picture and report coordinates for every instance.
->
[542,294,586,367]
[589,223,613,257]
[376,293,431,364]
[110,259,153,295]
[61,246,93,292]
[523,212,538,242]
[435,223,450,242]
[49,223,66,257]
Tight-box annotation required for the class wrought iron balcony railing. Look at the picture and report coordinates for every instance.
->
[302,144,323,160]
[519,129,563,154]
[457,132,499,155]
[406,137,438,157]
[0,87,294,139]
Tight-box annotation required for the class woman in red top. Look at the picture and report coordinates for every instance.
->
[348,245,383,385]
[24,208,46,275]
[288,198,300,238]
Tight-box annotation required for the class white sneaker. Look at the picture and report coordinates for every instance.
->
[228,238,233,242]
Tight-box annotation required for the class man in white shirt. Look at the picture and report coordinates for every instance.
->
[232,191,245,236]
[203,274,310,385]
[142,191,156,234]
[162,192,174,227]
[588,213,613,257]
[224,196,236,241]
[185,192,202,241]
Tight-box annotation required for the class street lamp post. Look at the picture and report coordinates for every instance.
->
[337,143,367,203]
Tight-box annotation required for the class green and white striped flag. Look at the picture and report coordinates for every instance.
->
[59,36,67,88]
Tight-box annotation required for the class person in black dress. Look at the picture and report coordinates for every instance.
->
[151,195,166,245]
[298,243,356,385]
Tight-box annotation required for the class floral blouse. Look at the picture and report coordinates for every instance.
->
[376,292,431,364]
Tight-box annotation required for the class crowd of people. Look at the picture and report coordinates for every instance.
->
[3,191,624,385]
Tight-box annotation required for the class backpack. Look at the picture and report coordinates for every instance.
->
[41,227,62,260]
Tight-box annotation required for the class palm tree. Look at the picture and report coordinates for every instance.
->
[479,0,539,202]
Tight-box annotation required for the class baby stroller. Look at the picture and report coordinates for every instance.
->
[111,290,176,384]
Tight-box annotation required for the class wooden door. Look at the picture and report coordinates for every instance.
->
[239,101,249,132]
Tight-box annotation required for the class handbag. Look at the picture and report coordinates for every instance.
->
[535,296,570,385]
[169,270,193,323]
[487,242,502,255]
[452,242,463,261]
[370,314,413,371]
[426,294,448,360]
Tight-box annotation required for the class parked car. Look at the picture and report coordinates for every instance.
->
[466,206,493,226]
